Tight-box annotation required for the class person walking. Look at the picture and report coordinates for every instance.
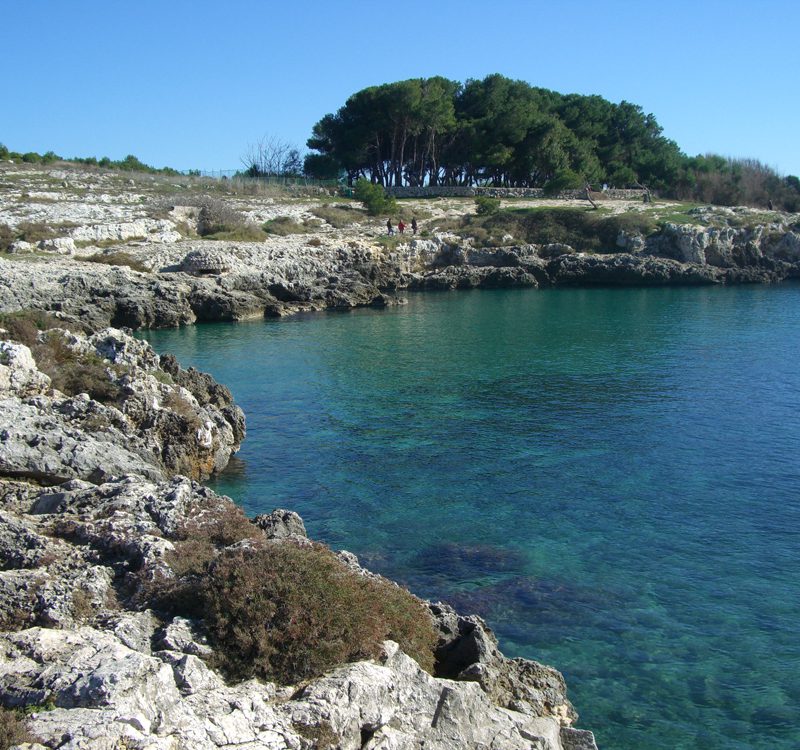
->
[411,217,418,235]
[386,219,394,236]
[398,220,405,234]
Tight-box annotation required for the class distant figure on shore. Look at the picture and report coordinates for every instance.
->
[768,199,774,210]
[411,218,418,235]
[387,219,394,235]
[398,220,406,234]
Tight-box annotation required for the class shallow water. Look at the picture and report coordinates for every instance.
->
[141,285,800,750]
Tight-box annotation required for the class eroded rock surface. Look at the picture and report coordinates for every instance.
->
[0,328,244,484]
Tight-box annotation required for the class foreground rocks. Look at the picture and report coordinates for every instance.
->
[0,327,596,749]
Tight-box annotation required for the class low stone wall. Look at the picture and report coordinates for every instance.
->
[387,185,645,200]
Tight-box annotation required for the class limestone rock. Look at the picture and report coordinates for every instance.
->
[0,328,244,484]
[0,342,50,398]
[37,237,76,255]
[430,601,577,724]
[252,508,308,540]
[181,248,233,275]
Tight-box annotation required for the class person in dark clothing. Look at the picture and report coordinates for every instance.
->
[386,219,394,235]
[411,218,418,235]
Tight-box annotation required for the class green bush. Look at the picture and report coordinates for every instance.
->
[543,168,584,196]
[475,196,501,216]
[354,180,397,216]
[204,541,437,683]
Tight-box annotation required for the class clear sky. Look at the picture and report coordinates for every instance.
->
[3,0,799,177]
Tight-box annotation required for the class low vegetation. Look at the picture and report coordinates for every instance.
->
[139,500,438,685]
[0,707,36,749]
[0,221,60,250]
[311,204,364,228]
[84,251,148,272]
[436,206,658,250]
[0,315,124,403]
[263,216,307,235]
[203,542,437,683]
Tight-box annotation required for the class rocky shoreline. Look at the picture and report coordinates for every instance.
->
[1,164,799,332]
[1,163,799,749]
[0,326,597,750]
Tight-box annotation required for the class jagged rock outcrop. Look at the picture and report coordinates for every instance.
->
[0,328,244,483]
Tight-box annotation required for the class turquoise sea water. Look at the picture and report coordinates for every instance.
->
[141,285,800,750]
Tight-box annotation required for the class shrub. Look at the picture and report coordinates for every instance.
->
[162,390,203,429]
[203,541,437,683]
[209,225,268,242]
[140,500,259,616]
[354,180,397,216]
[176,501,257,548]
[0,707,35,748]
[196,198,247,236]
[263,216,306,235]
[0,224,14,251]
[0,310,64,346]
[27,330,123,403]
[311,205,363,228]
[85,251,148,273]
[12,222,58,245]
[475,196,501,216]
[595,213,657,248]
[543,168,584,196]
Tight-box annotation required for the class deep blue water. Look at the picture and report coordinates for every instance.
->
[140,285,800,750]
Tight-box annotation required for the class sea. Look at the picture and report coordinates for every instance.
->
[140,284,800,750]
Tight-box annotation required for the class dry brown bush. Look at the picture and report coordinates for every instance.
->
[0,311,66,346]
[263,216,307,235]
[311,205,364,228]
[203,541,437,684]
[0,707,35,749]
[84,251,148,273]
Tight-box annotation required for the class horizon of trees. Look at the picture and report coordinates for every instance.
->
[303,74,800,210]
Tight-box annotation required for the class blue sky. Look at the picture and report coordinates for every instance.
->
[3,0,799,176]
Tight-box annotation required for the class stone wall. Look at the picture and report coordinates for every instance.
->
[387,185,646,201]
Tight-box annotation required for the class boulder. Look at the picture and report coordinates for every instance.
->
[252,508,308,540]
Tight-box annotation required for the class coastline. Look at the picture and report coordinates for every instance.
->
[1,163,799,748]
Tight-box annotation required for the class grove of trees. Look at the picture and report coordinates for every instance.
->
[303,75,800,210]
